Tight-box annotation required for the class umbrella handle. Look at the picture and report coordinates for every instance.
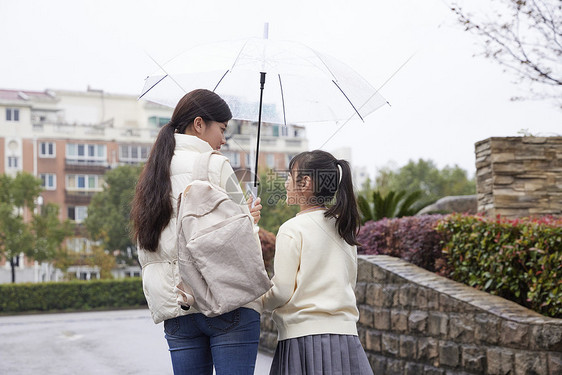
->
[254,72,266,187]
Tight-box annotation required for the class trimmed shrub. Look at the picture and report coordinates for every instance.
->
[0,228,278,315]
[0,278,146,314]
[357,215,446,272]
[436,214,562,318]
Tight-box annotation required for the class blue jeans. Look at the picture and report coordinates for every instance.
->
[164,308,260,375]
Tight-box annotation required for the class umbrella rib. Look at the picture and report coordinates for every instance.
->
[213,70,230,92]
[307,46,340,81]
[141,53,192,99]
[138,75,168,100]
[332,80,364,122]
[229,39,251,72]
[354,53,414,113]
[319,56,413,149]
[278,74,287,126]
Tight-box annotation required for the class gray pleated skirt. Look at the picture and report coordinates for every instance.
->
[269,334,373,375]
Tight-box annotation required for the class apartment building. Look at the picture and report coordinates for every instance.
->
[0,87,308,282]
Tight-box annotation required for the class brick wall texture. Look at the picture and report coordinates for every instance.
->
[475,136,562,218]
[259,255,562,375]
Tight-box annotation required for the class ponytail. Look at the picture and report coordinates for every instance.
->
[289,150,360,246]
[131,123,176,251]
[131,89,232,252]
[325,160,360,246]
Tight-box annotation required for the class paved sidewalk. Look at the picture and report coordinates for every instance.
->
[0,309,273,375]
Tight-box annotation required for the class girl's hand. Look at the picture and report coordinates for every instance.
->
[248,196,262,225]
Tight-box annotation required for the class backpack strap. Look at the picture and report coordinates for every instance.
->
[192,150,221,182]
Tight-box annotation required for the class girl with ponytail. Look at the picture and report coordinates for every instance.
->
[262,150,372,375]
[131,89,264,374]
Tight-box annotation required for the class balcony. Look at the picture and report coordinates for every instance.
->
[65,160,109,174]
[226,135,307,153]
[228,135,251,147]
[65,191,96,205]
[33,123,44,132]
[28,121,157,142]
[284,139,303,148]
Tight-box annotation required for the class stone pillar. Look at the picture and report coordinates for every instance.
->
[475,137,562,218]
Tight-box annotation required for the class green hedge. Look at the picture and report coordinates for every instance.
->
[436,214,562,318]
[0,278,147,314]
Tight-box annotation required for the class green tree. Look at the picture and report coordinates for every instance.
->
[52,246,80,276]
[450,0,561,106]
[257,170,299,234]
[87,237,117,279]
[32,203,73,263]
[0,173,41,283]
[84,165,142,265]
[0,172,70,283]
[0,203,33,283]
[374,159,475,204]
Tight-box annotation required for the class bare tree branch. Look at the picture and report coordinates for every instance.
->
[450,0,562,108]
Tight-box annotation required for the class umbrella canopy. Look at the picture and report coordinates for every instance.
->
[140,38,387,124]
[139,38,388,185]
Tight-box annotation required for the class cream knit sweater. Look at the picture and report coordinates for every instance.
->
[262,210,359,340]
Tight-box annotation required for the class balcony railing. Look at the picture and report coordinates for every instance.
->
[65,160,109,173]
[65,191,96,205]
[226,135,307,152]
[29,121,158,142]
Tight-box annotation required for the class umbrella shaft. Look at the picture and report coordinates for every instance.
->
[254,72,266,187]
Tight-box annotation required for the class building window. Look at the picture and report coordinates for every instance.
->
[8,156,19,168]
[285,154,293,168]
[66,174,104,192]
[39,142,56,158]
[68,206,88,223]
[119,144,150,163]
[6,108,20,122]
[127,270,141,278]
[244,153,253,169]
[66,237,93,253]
[148,116,171,128]
[40,173,56,190]
[266,154,275,168]
[66,143,106,165]
[222,151,240,168]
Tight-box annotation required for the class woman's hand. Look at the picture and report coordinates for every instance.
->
[248,196,262,225]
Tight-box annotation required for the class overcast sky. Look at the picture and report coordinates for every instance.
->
[1,0,560,178]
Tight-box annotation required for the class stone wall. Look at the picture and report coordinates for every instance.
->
[259,255,562,375]
[475,136,562,218]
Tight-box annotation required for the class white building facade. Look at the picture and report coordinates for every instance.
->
[0,87,308,283]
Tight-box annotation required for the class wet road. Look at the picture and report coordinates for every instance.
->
[0,309,273,375]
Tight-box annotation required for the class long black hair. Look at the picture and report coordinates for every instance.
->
[131,89,232,252]
[289,150,360,246]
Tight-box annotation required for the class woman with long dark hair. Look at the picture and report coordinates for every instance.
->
[262,150,373,375]
[131,89,263,375]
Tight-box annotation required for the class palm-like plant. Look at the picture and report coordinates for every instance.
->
[357,189,429,224]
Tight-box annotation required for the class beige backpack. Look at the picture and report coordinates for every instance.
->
[176,151,272,317]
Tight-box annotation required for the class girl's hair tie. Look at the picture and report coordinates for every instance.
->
[336,162,343,184]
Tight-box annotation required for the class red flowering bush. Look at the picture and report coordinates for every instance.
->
[259,228,276,277]
[357,215,446,273]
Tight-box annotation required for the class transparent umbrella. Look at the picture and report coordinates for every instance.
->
[139,37,388,185]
